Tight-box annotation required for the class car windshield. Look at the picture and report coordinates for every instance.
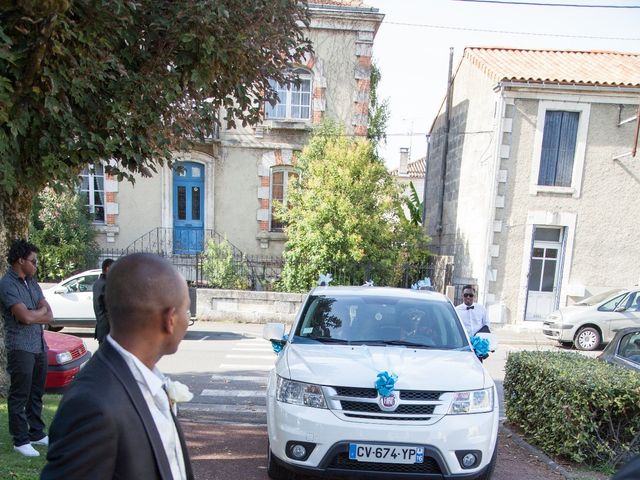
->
[574,289,626,306]
[292,294,468,350]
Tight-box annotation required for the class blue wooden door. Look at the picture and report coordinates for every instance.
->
[173,162,204,254]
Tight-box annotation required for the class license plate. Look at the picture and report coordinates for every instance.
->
[348,444,424,464]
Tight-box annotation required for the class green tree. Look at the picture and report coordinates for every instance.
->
[279,122,427,292]
[0,0,312,252]
[367,62,390,152]
[29,186,99,282]
[201,238,250,290]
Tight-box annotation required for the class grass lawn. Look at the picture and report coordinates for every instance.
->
[0,394,61,480]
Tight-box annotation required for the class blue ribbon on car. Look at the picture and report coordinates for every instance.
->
[374,371,398,397]
[271,334,288,354]
[470,335,490,359]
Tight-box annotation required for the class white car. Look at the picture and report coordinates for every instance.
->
[263,286,499,480]
[542,288,640,351]
[43,269,101,331]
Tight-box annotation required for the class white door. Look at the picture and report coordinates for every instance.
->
[525,227,563,320]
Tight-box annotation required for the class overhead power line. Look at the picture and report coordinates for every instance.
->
[383,20,640,41]
[453,0,640,8]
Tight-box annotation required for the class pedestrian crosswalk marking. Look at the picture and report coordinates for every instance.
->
[225,354,275,360]
[201,389,265,397]
[209,374,267,382]
[219,363,273,370]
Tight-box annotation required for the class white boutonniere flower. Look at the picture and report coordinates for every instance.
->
[165,379,193,415]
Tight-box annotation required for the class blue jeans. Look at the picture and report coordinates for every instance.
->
[7,349,47,446]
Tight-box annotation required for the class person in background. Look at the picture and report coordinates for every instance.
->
[93,258,114,344]
[41,253,193,479]
[0,239,53,457]
[455,284,490,336]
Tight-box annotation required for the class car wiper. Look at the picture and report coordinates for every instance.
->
[309,337,350,344]
[381,340,436,349]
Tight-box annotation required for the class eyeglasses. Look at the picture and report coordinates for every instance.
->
[25,258,38,266]
[463,293,474,298]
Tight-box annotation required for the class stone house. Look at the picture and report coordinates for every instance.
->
[390,147,426,201]
[84,1,384,275]
[424,47,640,324]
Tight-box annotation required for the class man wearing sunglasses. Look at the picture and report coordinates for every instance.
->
[0,239,53,457]
[455,284,490,336]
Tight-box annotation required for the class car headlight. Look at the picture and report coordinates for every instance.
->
[448,388,493,414]
[276,376,327,409]
[55,351,73,364]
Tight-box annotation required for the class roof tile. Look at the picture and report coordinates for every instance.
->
[464,47,640,88]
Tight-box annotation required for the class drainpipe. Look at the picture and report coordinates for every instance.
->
[436,47,455,244]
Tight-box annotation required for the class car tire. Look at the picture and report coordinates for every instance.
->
[575,327,601,351]
[46,324,64,332]
[472,440,497,480]
[267,445,291,480]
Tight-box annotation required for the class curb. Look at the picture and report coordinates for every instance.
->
[499,422,578,480]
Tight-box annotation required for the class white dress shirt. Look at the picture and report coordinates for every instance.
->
[455,302,489,336]
[107,336,187,480]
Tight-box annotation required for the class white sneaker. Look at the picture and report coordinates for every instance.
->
[14,443,40,457]
[31,435,49,446]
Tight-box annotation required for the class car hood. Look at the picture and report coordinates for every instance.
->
[548,304,595,322]
[278,343,490,391]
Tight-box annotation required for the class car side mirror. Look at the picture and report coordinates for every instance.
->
[263,322,286,342]
[614,306,626,312]
[53,287,67,294]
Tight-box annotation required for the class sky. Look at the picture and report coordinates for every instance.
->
[363,0,640,169]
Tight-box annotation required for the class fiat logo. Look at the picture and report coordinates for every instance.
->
[379,392,399,412]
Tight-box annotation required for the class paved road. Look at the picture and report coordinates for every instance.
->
[72,322,576,479]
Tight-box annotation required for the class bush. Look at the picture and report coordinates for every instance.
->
[29,187,99,282]
[201,238,250,290]
[504,351,640,468]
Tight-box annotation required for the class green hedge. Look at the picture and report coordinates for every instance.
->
[504,351,640,467]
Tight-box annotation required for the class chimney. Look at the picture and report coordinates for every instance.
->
[399,147,409,176]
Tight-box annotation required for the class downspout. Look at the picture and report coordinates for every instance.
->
[436,47,455,244]
[421,134,430,227]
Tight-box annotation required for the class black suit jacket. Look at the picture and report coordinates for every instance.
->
[92,275,109,342]
[41,340,194,480]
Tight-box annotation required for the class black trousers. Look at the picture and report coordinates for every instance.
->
[7,349,47,446]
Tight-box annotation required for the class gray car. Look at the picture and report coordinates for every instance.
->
[598,327,640,372]
[542,288,640,351]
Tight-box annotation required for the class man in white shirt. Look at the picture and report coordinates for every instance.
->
[42,253,193,479]
[455,284,490,337]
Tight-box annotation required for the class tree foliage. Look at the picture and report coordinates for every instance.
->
[402,181,423,227]
[367,62,390,152]
[29,186,99,282]
[0,0,313,245]
[279,122,429,292]
[201,238,250,290]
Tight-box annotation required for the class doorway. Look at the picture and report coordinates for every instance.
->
[525,226,564,320]
[173,162,204,254]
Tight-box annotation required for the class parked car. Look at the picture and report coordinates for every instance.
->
[44,330,92,389]
[598,327,640,372]
[542,288,640,351]
[263,286,499,480]
[43,269,101,331]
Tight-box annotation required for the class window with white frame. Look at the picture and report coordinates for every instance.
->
[80,164,105,223]
[270,167,299,232]
[265,68,312,121]
[530,101,590,198]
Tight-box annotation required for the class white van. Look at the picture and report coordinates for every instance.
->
[263,286,498,480]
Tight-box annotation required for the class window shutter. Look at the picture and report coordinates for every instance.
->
[538,111,579,187]
[555,111,579,187]
[538,111,562,186]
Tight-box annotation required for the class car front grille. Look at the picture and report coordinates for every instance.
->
[330,386,443,422]
[328,452,442,474]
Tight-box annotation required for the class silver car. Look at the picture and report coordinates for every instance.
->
[43,269,101,331]
[542,288,640,351]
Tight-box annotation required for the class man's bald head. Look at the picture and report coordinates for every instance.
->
[106,253,187,333]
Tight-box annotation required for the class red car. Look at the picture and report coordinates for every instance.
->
[44,330,92,389]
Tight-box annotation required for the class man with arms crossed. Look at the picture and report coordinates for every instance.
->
[0,239,53,457]
[41,253,194,479]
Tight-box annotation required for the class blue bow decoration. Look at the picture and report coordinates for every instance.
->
[271,334,289,354]
[374,371,398,397]
[470,335,490,359]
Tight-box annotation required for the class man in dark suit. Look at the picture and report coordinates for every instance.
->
[41,253,194,479]
[92,258,114,344]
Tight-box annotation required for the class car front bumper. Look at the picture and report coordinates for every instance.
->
[46,351,91,389]
[267,399,499,479]
[542,322,574,342]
